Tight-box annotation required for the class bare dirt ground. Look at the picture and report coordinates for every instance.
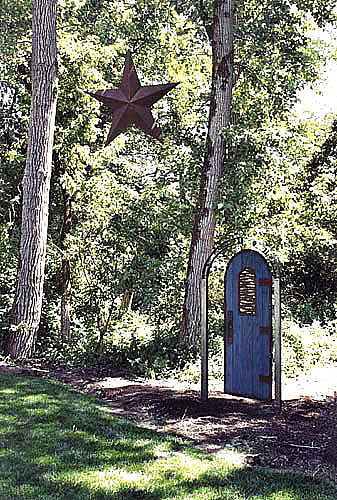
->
[1,361,336,485]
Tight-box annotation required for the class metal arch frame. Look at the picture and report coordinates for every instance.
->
[200,237,243,401]
[200,238,282,414]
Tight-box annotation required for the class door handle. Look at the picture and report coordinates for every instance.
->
[226,310,233,344]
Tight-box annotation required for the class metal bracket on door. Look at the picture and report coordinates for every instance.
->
[259,278,272,286]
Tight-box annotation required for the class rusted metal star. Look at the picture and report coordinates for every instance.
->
[87,51,179,145]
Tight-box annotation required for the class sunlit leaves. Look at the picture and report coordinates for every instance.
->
[1,0,337,349]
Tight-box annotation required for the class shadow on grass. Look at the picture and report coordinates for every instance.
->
[0,374,336,500]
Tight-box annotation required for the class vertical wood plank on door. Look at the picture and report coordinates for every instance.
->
[224,250,272,400]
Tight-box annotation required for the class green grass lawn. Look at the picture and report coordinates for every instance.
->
[0,374,336,500]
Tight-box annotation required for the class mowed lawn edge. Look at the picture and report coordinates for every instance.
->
[0,374,336,500]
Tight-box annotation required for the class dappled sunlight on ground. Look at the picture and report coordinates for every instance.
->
[1,361,336,484]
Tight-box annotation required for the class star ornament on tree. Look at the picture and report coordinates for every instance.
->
[87,51,179,146]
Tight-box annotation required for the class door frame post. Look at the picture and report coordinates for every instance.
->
[274,274,282,413]
[200,275,208,401]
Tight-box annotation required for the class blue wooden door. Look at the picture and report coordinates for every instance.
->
[224,249,272,400]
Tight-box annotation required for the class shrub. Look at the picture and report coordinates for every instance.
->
[282,319,337,378]
[40,311,198,378]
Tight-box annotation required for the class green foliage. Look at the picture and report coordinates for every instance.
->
[282,320,337,378]
[293,0,337,26]
[174,318,337,385]
[235,1,324,124]
[40,310,197,378]
[216,113,337,326]
[0,232,18,344]
[1,0,337,363]
[283,243,337,324]
[279,118,337,324]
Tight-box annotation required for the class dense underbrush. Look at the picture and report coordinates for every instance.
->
[30,312,337,384]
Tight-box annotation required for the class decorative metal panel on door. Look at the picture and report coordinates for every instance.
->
[224,249,272,400]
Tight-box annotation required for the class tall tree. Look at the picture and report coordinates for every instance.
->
[180,0,235,345]
[179,0,336,345]
[5,0,58,358]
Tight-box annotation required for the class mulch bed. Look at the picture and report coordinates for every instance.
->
[1,362,336,485]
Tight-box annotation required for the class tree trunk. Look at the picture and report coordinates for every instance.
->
[61,258,71,341]
[53,151,72,342]
[95,302,115,353]
[120,289,134,313]
[60,185,72,341]
[180,0,235,345]
[6,0,58,358]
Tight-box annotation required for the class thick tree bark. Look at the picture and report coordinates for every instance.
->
[6,0,58,358]
[180,0,235,345]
